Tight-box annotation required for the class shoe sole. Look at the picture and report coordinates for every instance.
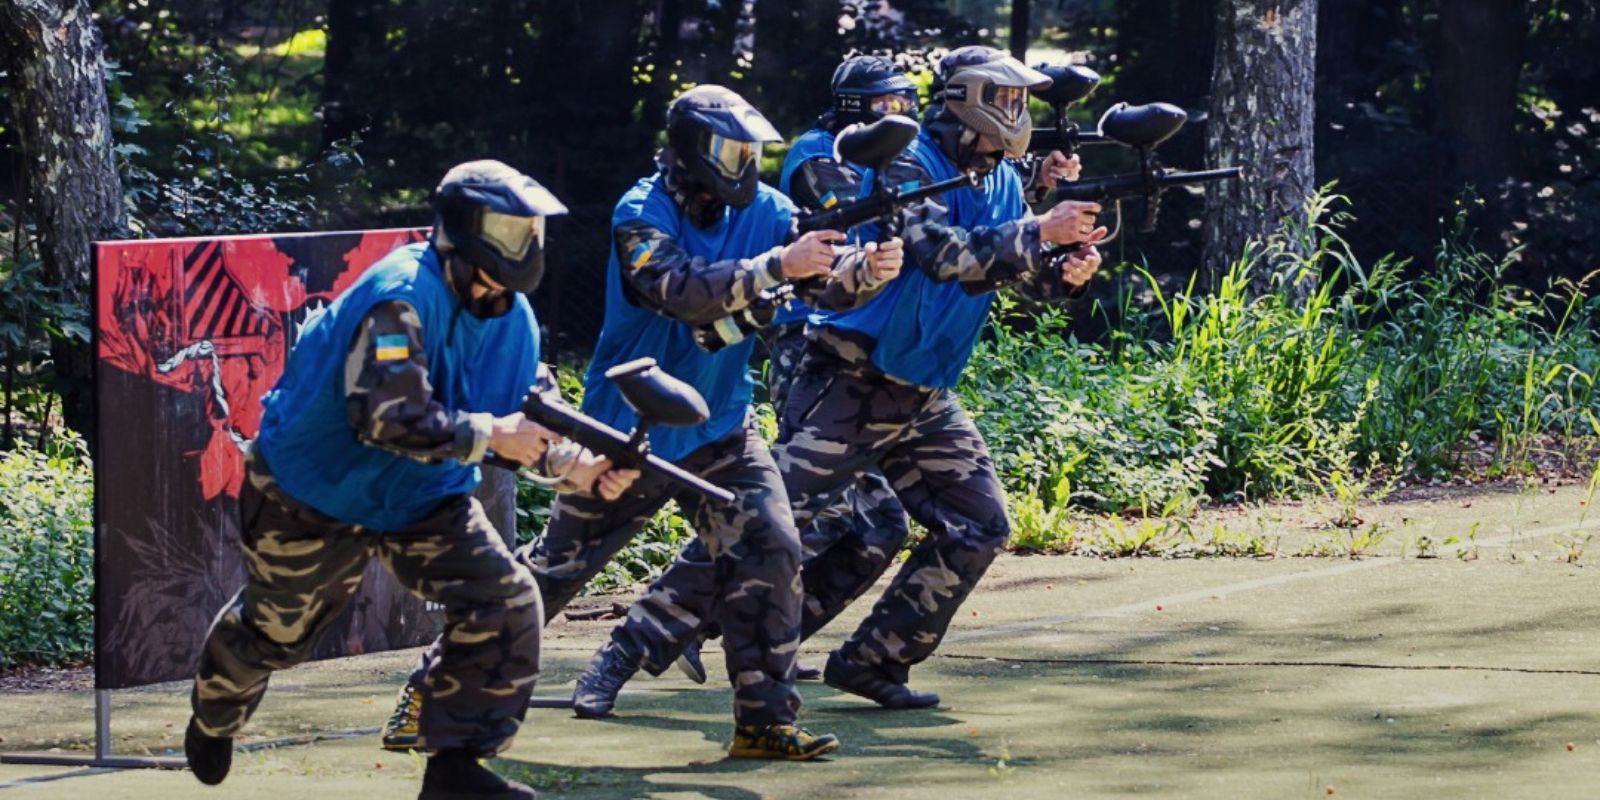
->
[823,678,940,710]
[676,656,707,684]
[379,738,418,752]
[728,739,841,761]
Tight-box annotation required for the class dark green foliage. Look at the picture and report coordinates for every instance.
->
[0,434,94,669]
[961,191,1600,514]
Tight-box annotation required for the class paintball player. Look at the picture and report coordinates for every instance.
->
[575,50,1097,713]
[183,160,637,800]
[382,84,900,760]
[654,53,930,686]
[775,45,1106,709]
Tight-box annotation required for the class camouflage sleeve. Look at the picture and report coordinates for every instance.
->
[790,157,864,213]
[616,219,787,325]
[900,200,1044,296]
[343,300,492,464]
[886,156,1044,295]
[1008,249,1089,304]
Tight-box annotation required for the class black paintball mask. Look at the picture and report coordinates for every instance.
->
[664,85,782,225]
[823,54,920,134]
[433,160,568,316]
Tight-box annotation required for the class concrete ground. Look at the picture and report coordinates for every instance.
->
[4,482,1599,799]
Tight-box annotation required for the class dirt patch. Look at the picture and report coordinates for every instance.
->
[0,663,94,693]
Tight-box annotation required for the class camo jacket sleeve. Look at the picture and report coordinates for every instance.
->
[615,220,789,325]
[893,160,1046,296]
[343,300,492,464]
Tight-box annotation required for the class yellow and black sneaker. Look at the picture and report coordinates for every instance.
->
[379,682,423,752]
[728,724,841,761]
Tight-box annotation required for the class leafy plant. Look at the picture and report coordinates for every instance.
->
[0,431,94,668]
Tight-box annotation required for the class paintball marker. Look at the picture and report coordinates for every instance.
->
[1052,101,1243,240]
[1025,64,1114,157]
[486,358,735,504]
[695,114,979,353]
[798,114,979,241]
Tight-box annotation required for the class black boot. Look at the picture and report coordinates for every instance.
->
[823,651,939,709]
[572,641,642,719]
[184,717,233,785]
[675,639,708,684]
[418,749,536,800]
[794,660,822,681]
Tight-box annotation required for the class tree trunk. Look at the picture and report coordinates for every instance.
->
[1432,0,1526,185]
[1203,0,1317,298]
[0,0,129,438]
[1009,0,1031,60]
[320,0,388,147]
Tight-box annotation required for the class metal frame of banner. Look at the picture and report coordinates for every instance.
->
[0,690,185,769]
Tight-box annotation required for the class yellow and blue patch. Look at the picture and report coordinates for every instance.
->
[820,191,839,209]
[629,240,656,269]
[374,334,410,362]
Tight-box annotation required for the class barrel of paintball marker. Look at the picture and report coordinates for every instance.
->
[798,171,978,234]
[1053,166,1243,203]
[487,397,736,504]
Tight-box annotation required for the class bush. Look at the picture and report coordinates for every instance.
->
[963,190,1600,525]
[0,432,94,669]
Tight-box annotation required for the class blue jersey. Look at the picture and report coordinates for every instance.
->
[812,131,1028,389]
[256,243,541,530]
[582,175,796,461]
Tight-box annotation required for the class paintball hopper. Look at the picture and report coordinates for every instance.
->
[605,358,709,430]
[835,114,921,174]
[1033,64,1101,109]
[1098,102,1188,149]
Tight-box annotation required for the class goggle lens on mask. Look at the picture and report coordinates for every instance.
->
[982,84,1029,123]
[870,93,916,116]
[707,134,757,180]
[479,211,544,260]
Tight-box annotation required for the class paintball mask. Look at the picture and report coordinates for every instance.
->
[934,46,1052,160]
[666,85,783,210]
[832,54,920,121]
[433,160,568,297]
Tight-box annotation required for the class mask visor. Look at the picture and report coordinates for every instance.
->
[707,134,758,181]
[479,211,544,261]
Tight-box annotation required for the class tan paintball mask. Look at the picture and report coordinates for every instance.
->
[938,54,1052,159]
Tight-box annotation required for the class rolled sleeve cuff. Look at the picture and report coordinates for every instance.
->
[754,247,787,291]
[457,412,495,464]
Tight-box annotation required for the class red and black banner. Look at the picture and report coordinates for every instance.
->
[93,228,439,689]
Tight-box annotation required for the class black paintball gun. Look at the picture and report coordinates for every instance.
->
[695,114,978,352]
[1025,64,1113,158]
[1052,101,1243,239]
[486,357,735,504]
[798,113,979,240]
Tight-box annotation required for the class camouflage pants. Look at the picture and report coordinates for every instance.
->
[770,324,910,639]
[192,453,542,757]
[778,344,1010,684]
[609,326,911,671]
[523,421,803,727]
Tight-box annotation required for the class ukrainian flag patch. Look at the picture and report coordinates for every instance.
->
[374,334,410,362]
[630,241,655,269]
[820,191,839,209]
